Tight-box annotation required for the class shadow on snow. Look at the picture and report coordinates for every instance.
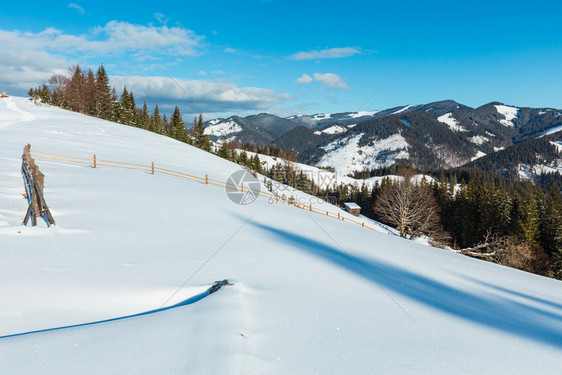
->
[0,285,215,340]
[248,219,562,349]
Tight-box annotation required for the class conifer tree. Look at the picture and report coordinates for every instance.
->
[512,186,541,244]
[128,91,138,127]
[540,184,562,255]
[217,141,231,160]
[65,65,85,113]
[94,65,114,120]
[119,87,132,125]
[191,114,211,151]
[138,101,150,130]
[168,106,188,143]
[84,69,96,115]
[151,105,166,135]
[162,113,168,134]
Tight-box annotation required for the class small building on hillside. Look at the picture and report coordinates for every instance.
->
[344,202,361,217]
[1,92,8,98]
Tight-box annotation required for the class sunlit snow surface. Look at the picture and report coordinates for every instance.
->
[204,119,243,136]
[437,113,466,132]
[317,133,410,175]
[494,105,520,127]
[0,97,561,374]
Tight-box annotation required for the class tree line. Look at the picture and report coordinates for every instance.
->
[28,65,211,151]
[347,166,562,279]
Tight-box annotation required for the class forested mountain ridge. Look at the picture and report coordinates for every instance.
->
[205,100,562,176]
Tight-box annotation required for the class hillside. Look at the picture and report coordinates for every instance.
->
[1,97,561,374]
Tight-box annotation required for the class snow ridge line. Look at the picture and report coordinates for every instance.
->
[30,149,390,234]
[0,281,229,340]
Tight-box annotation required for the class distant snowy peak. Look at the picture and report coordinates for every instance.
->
[314,125,347,135]
[312,113,333,121]
[392,105,414,115]
[347,110,380,119]
[204,120,242,137]
[494,105,520,127]
[316,133,409,175]
[437,113,466,132]
[287,110,380,128]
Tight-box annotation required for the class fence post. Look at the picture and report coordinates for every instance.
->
[362,222,364,227]
[93,154,96,168]
[205,174,208,184]
[241,183,244,192]
[151,162,154,175]
[309,204,312,211]
[338,212,340,220]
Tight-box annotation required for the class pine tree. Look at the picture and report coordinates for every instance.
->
[138,101,150,130]
[94,65,114,120]
[119,87,132,125]
[512,186,541,244]
[162,113,168,134]
[84,69,96,115]
[151,105,166,135]
[65,65,85,113]
[217,141,231,160]
[191,114,211,151]
[168,106,188,143]
[540,184,562,255]
[128,91,137,127]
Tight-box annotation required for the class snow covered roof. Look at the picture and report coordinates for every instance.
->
[344,202,361,209]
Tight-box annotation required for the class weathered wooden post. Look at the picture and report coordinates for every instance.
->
[93,154,97,168]
[205,174,208,184]
[151,162,154,175]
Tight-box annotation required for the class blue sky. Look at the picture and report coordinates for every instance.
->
[1,0,561,119]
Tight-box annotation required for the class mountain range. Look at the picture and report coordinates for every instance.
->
[203,100,562,181]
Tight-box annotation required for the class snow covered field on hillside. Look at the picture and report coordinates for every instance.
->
[1,97,561,374]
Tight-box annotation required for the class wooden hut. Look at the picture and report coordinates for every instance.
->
[343,202,361,217]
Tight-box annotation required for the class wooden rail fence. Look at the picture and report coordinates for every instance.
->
[22,144,55,226]
[28,147,386,233]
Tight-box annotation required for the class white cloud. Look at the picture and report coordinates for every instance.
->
[1,21,204,57]
[0,22,206,94]
[295,74,313,84]
[224,47,237,54]
[109,75,292,113]
[312,73,350,90]
[289,47,361,61]
[68,3,85,14]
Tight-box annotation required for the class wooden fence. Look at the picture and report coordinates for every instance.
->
[22,145,55,226]
[28,148,386,233]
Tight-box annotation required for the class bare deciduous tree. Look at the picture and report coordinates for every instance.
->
[374,175,443,240]
[454,232,549,274]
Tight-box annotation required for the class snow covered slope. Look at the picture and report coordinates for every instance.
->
[1,97,561,374]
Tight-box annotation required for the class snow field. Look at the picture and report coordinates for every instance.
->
[0,97,561,374]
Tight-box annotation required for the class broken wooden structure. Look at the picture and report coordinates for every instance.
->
[22,144,55,226]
